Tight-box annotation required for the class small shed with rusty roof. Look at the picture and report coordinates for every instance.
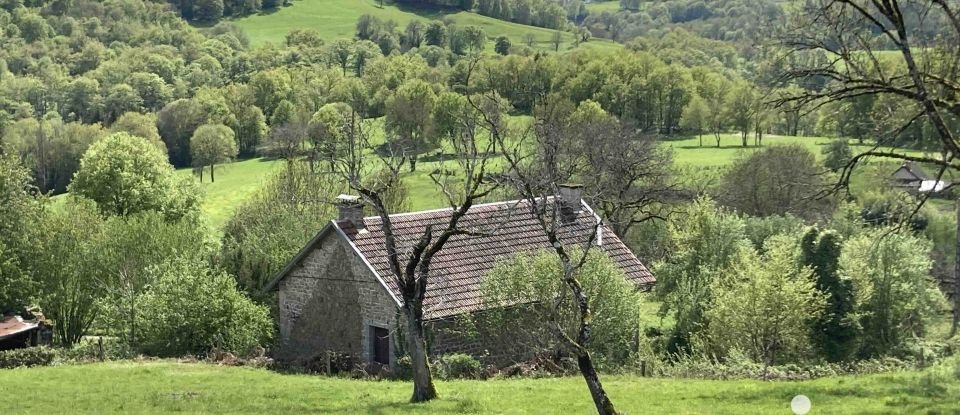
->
[264,188,655,368]
[0,315,42,351]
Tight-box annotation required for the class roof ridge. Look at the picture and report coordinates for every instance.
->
[362,198,532,220]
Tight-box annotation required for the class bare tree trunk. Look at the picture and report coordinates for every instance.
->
[210,164,215,183]
[198,167,204,183]
[561,261,618,415]
[403,306,437,402]
[577,352,618,415]
[951,198,960,338]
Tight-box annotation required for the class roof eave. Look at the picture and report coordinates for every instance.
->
[260,221,337,293]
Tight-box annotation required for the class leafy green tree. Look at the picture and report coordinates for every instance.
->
[157,98,207,167]
[403,20,425,50]
[800,228,858,362]
[384,79,437,171]
[494,35,511,55]
[102,84,143,124]
[475,250,643,368]
[463,25,486,53]
[719,145,834,220]
[249,69,293,119]
[841,229,947,357]
[327,39,353,75]
[97,211,210,346]
[191,124,238,182]
[352,40,382,76]
[822,138,852,172]
[63,77,102,123]
[551,30,563,51]
[109,112,165,153]
[193,0,225,22]
[221,84,268,158]
[69,133,200,219]
[35,198,107,345]
[655,197,752,354]
[134,256,274,357]
[307,102,351,170]
[724,81,757,147]
[270,99,297,126]
[706,235,825,366]
[680,94,708,146]
[129,72,173,112]
[0,156,43,314]
[424,21,447,47]
[220,162,343,296]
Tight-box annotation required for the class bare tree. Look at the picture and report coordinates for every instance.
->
[581,123,678,238]
[475,91,620,415]
[777,0,960,335]
[330,87,501,403]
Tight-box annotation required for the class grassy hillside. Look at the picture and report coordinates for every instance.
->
[231,0,620,52]
[182,158,284,230]
[4,361,958,414]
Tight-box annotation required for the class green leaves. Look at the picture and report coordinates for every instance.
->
[135,257,273,357]
[70,132,201,219]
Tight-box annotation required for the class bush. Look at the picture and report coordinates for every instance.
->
[134,257,274,357]
[439,353,481,379]
[0,347,56,369]
[475,250,643,369]
[56,337,134,362]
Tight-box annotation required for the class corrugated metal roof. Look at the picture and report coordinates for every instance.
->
[336,199,655,320]
[0,316,39,340]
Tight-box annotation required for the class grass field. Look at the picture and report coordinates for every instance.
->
[190,133,941,231]
[231,0,621,52]
[3,360,958,414]
[585,0,622,13]
[180,158,284,230]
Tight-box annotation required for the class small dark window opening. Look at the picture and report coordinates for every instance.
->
[371,326,390,364]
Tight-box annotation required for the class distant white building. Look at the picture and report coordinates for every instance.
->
[891,161,950,194]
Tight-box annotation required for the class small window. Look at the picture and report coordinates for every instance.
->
[371,326,390,364]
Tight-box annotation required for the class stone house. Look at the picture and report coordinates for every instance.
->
[264,187,655,368]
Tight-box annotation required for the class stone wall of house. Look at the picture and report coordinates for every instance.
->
[427,309,549,367]
[277,232,399,367]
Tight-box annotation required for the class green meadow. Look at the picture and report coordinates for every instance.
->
[190,133,936,231]
[3,360,958,414]
[230,0,620,52]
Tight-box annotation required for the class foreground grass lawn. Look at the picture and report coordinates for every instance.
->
[3,361,958,414]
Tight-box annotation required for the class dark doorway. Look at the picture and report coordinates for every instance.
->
[372,326,390,364]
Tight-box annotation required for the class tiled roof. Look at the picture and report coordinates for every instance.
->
[335,199,655,320]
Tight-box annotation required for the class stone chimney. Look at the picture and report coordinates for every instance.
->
[558,184,583,214]
[336,194,365,230]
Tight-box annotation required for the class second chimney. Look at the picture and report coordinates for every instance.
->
[558,184,583,214]
[336,194,365,230]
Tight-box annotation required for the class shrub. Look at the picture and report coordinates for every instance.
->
[840,229,946,357]
[704,235,825,365]
[440,353,481,379]
[475,249,643,368]
[56,337,134,362]
[0,347,56,369]
[822,138,852,172]
[134,257,274,357]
